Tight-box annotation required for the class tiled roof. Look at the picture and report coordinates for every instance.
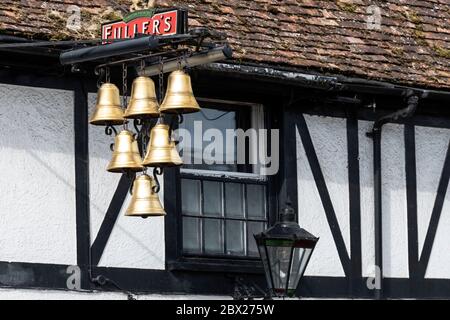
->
[1,0,449,89]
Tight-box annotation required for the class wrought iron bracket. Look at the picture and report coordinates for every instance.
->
[91,275,137,300]
[105,124,118,137]
[152,167,163,193]
[232,277,272,300]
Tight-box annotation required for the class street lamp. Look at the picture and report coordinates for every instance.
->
[254,202,319,298]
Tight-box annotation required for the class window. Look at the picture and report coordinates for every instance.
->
[179,98,270,259]
[181,179,267,257]
[180,101,252,173]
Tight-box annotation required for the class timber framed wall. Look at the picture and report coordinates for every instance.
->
[0,66,449,299]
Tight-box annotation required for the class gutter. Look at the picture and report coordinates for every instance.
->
[0,35,29,43]
[366,89,422,299]
[200,62,450,101]
[200,62,341,90]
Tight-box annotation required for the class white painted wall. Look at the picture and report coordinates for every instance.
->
[0,86,165,278]
[296,116,347,277]
[296,114,450,280]
[415,126,450,279]
[358,120,375,277]
[88,94,165,270]
[1,84,449,298]
[0,84,77,265]
[380,123,409,278]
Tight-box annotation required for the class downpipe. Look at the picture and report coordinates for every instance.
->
[366,89,422,299]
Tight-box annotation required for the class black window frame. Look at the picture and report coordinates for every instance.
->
[164,97,279,274]
[180,173,269,259]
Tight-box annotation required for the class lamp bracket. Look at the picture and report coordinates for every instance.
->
[232,277,272,300]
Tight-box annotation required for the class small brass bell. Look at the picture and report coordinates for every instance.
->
[124,76,160,119]
[107,130,144,172]
[90,83,124,125]
[142,124,183,167]
[126,174,166,217]
[159,70,200,114]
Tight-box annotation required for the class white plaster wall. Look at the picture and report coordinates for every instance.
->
[358,120,375,277]
[88,94,165,270]
[296,116,412,278]
[415,126,450,279]
[380,124,409,278]
[296,115,346,277]
[297,116,450,280]
[0,287,229,300]
[0,84,76,265]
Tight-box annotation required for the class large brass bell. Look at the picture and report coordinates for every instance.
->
[159,70,200,114]
[124,76,160,119]
[107,130,144,172]
[142,124,183,167]
[90,83,124,125]
[126,174,166,217]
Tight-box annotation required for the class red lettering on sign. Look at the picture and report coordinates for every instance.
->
[102,10,178,43]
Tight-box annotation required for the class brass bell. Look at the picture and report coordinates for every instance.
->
[126,174,166,218]
[90,83,124,125]
[159,70,200,114]
[142,124,183,167]
[124,76,160,119]
[107,130,144,172]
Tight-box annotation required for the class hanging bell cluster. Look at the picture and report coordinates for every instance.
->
[159,70,200,114]
[90,83,124,125]
[126,174,165,217]
[89,62,200,219]
[124,76,160,119]
[143,124,183,167]
[107,130,143,173]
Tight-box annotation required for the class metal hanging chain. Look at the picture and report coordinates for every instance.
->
[106,67,111,83]
[158,57,164,104]
[140,59,145,74]
[177,55,182,71]
[96,67,105,88]
[122,63,128,130]
[95,66,112,88]
[183,52,190,73]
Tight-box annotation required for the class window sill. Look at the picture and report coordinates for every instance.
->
[167,257,265,274]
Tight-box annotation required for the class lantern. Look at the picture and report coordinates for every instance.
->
[254,203,319,297]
